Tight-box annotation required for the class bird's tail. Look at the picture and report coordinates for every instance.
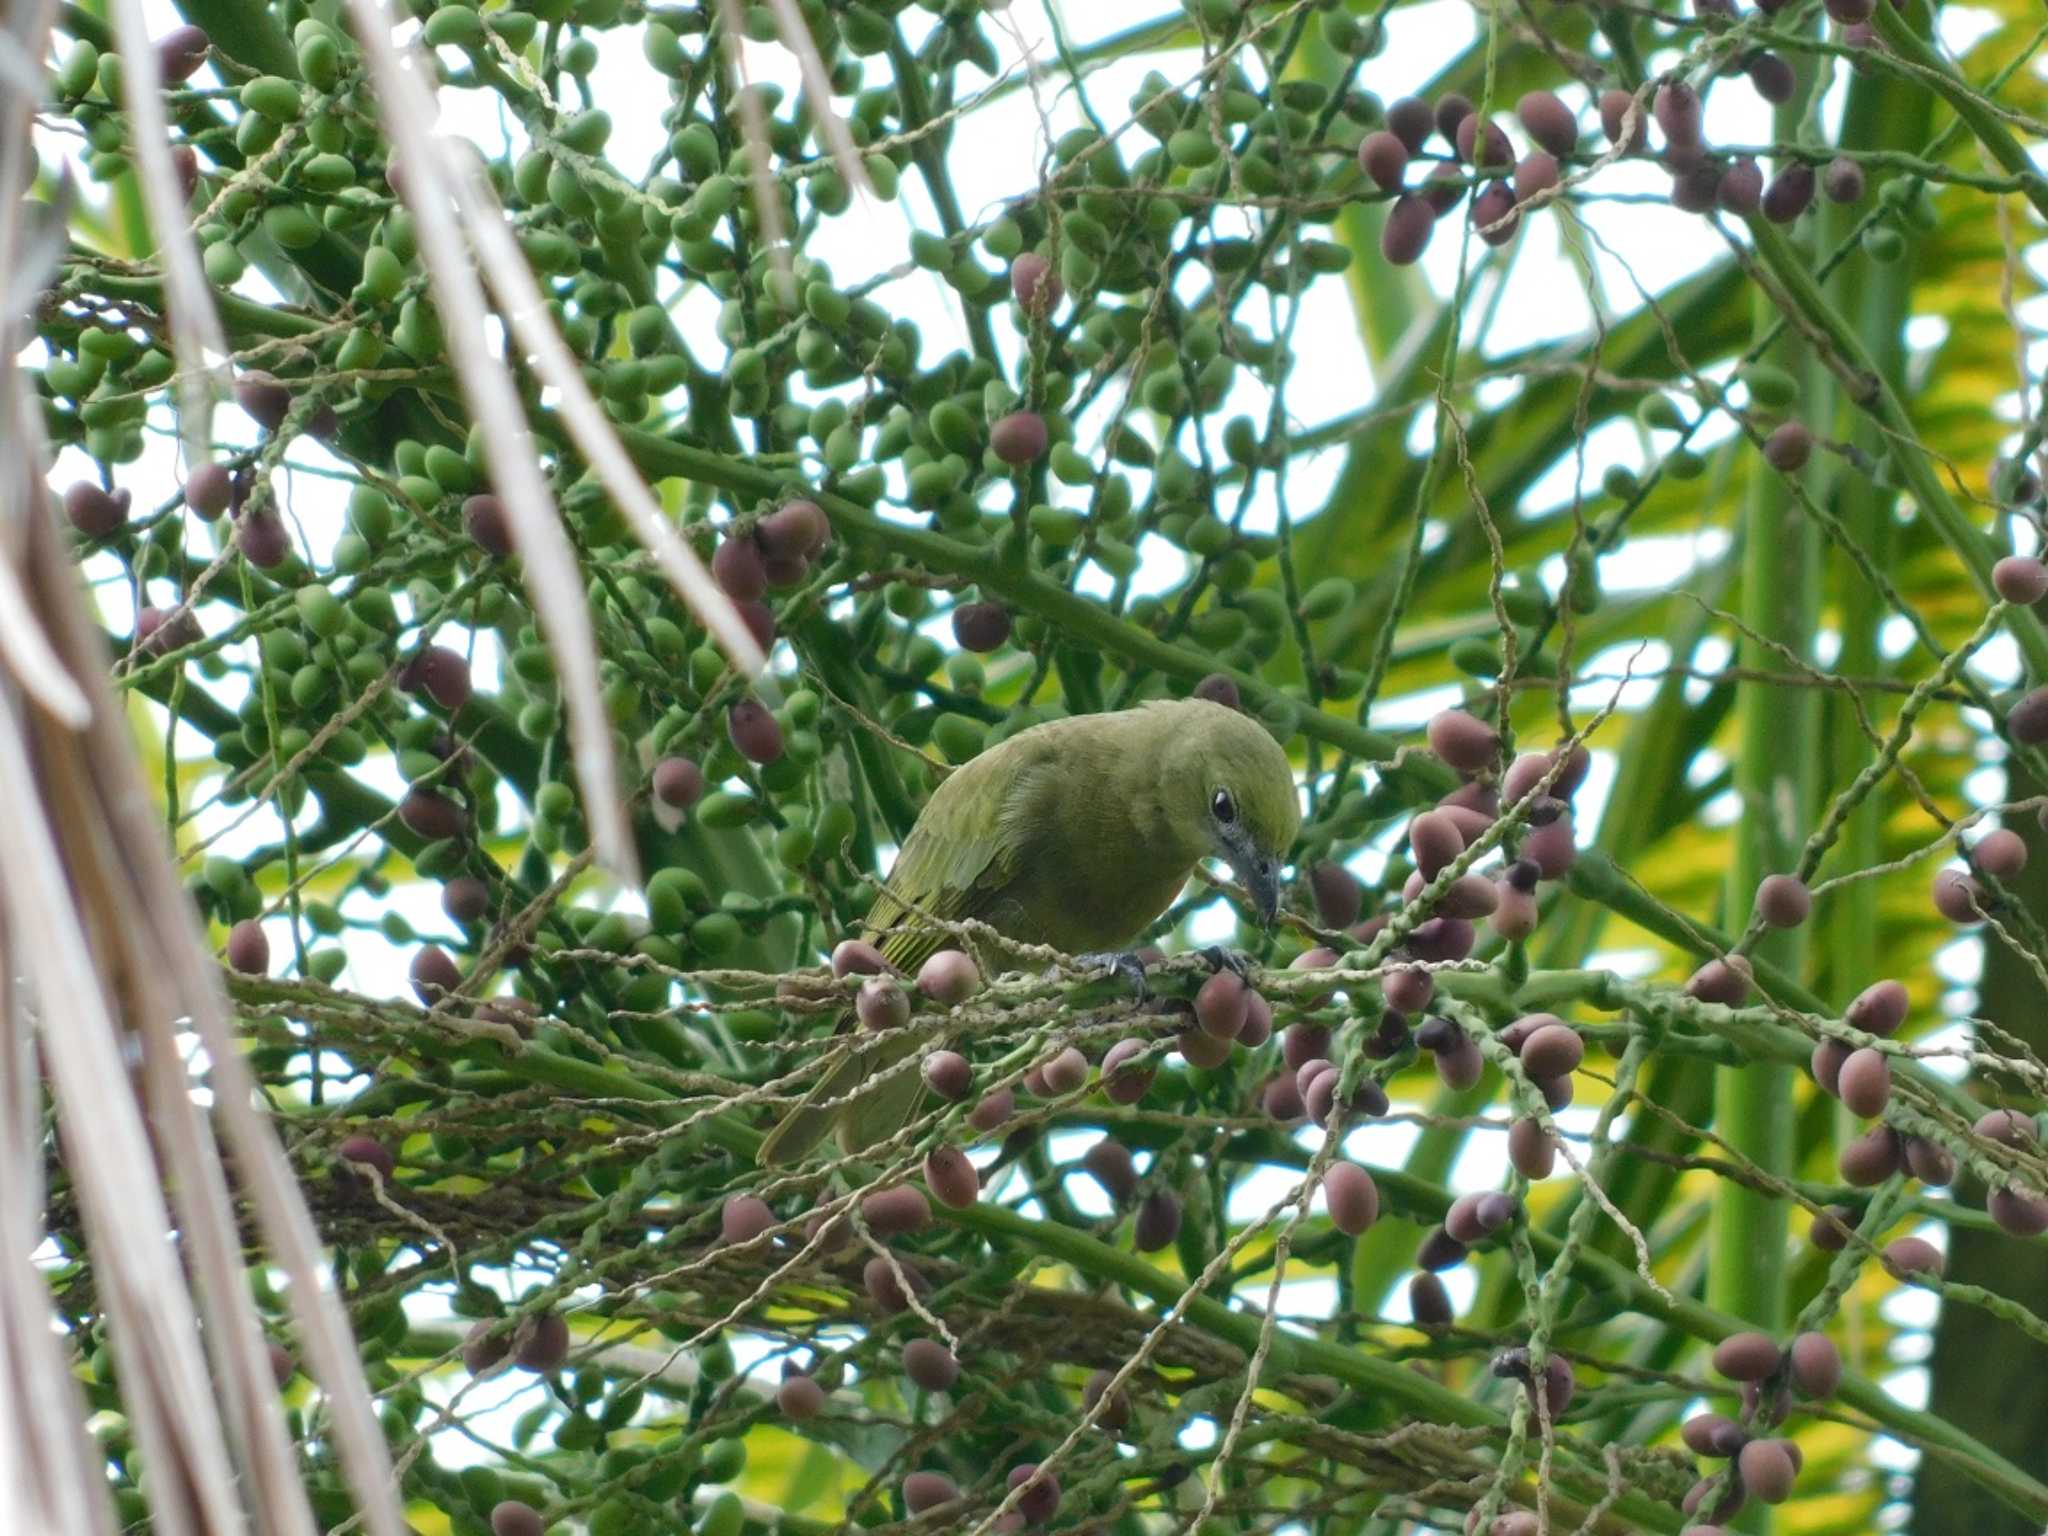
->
[757,1028,926,1166]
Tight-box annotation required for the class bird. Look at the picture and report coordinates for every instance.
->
[758,696,1301,1165]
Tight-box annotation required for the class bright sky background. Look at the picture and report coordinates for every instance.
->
[42,0,2045,1494]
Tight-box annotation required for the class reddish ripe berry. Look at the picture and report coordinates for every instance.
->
[1838,1047,1892,1117]
[1822,156,1866,204]
[1669,162,1722,214]
[1760,421,1812,474]
[1653,81,1703,149]
[410,945,462,1003]
[1811,1039,1850,1096]
[1082,1368,1131,1430]
[917,949,980,1005]
[235,374,293,432]
[990,410,1048,465]
[1409,1271,1454,1325]
[951,600,1011,652]
[1101,1038,1154,1104]
[1755,872,1811,927]
[1195,970,1248,1039]
[923,1049,972,1101]
[1261,1071,1306,1121]
[1840,1125,1903,1185]
[1519,1022,1584,1079]
[721,1194,776,1244]
[758,499,829,560]
[1427,709,1499,773]
[1455,113,1512,171]
[235,507,291,568]
[1599,89,1646,152]
[924,1144,979,1209]
[1010,252,1062,315]
[1380,194,1436,265]
[1308,861,1362,928]
[463,493,512,556]
[712,536,768,602]
[1747,52,1797,104]
[1685,955,1752,1005]
[862,1184,932,1237]
[1789,1332,1842,1399]
[1904,1134,1957,1186]
[514,1310,569,1372]
[462,1321,509,1375]
[1516,90,1578,157]
[902,1338,959,1392]
[1846,977,1908,1036]
[1193,672,1240,710]
[1385,96,1433,154]
[1717,157,1764,215]
[226,917,270,975]
[1739,1438,1798,1503]
[902,1472,959,1513]
[966,1086,1013,1134]
[1994,555,2048,605]
[652,755,704,810]
[1884,1235,1944,1278]
[1325,1162,1380,1235]
[157,24,211,81]
[1711,1331,1782,1382]
[1990,1187,2048,1237]
[1975,827,2028,877]
[1357,130,1409,192]
[490,1501,544,1536]
[406,645,472,711]
[1975,1108,2038,1148]
[856,975,909,1032]
[399,787,466,841]
[1083,1138,1138,1203]
[1473,183,1519,246]
[727,698,784,763]
[1513,152,1561,205]
[1433,93,1474,145]
[1007,1463,1060,1526]
[1134,1190,1182,1252]
[1932,868,1987,923]
[831,939,888,977]
[1811,1203,1855,1252]
[184,461,232,519]
[338,1134,393,1178]
[1825,0,1874,21]
[1762,163,1816,223]
[776,1373,826,1421]
[2010,685,2048,744]
[1423,163,1468,217]
[1040,1045,1088,1095]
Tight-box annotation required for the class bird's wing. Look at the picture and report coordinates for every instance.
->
[863,737,1044,971]
[756,741,1039,1167]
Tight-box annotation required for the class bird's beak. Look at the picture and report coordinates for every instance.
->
[1228,848,1283,927]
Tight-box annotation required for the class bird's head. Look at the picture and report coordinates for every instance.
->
[1157,699,1302,925]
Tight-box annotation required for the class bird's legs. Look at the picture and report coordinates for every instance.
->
[1074,950,1151,999]
[1201,945,1256,980]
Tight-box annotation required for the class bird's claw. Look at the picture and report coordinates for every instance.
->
[1078,950,1151,1000]
[1202,946,1255,981]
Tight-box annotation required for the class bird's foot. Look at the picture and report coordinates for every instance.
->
[1201,946,1256,981]
[1076,950,1151,1000]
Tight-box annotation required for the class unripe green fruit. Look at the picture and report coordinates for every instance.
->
[297,586,346,638]
[241,76,304,122]
[203,242,246,286]
[423,6,485,47]
[56,41,98,100]
[558,108,611,154]
[264,205,322,250]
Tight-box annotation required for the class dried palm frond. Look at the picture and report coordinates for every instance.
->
[0,14,402,1535]
[340,0,772,884]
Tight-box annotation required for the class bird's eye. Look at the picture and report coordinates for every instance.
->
[1211,789,1238,825]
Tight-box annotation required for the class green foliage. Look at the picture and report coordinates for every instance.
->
[35,0,2048,1531]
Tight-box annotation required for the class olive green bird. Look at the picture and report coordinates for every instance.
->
[758,697,1301,1166]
